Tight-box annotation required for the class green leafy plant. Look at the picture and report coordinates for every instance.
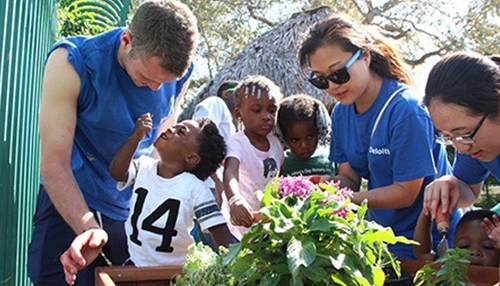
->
[175,176,415,285]
[414,248,474,286]
[173,243,236,285]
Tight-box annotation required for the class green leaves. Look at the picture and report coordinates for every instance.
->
[226,176,413,285]
[361,224,417,246]
[414,248,474,286]
[286,237,316,278]
[176,244,236,285]
[178,176,415,285]
[56,0,133,39]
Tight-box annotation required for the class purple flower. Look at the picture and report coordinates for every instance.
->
[276,176,355,218]
[323,181,354,218]
[277,176,316,199]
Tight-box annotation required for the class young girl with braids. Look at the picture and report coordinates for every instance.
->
[277,94,336,182]
[222,75,284,241]
[298,14,459,259]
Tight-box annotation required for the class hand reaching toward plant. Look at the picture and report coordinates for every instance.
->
[229,195,254,227]
[481,214,500,250]
[308,174,334,185]
[60,228,108,285]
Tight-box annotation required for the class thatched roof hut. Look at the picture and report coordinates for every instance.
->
[178,6,335,121]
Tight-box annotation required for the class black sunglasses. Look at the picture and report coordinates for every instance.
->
[308,49,362,90]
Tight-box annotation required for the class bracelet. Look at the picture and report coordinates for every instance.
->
[228,194,244,206]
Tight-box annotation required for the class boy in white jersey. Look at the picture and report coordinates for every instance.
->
[60,114,232,281]
[109,114,233,266]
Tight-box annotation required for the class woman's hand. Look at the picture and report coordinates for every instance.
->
[424,175,461,219]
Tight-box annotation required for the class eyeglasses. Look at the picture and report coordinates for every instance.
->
[307,49,362,90]
[435,114,488,146]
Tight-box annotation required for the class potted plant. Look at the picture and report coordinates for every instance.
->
[175,176,414,285]
[413,248,474,286]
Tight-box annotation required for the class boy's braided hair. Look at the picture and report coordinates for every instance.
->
[190,117,226,181]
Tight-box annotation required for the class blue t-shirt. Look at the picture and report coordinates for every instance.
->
[454,153,500,184]
[41,28,193,220]
[329,78,458,258]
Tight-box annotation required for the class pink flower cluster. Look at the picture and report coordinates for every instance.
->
[323,181,354,218]
[277,176,316,199]
[277,176,354,218]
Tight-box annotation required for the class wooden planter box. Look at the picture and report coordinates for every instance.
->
[95,265,183,286]
[95,260,498,286]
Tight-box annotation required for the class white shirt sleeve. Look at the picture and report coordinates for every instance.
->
[194,185,227,232]
[192,97,224,126]
[116,159,139,191]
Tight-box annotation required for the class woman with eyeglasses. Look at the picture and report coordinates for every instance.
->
[423,52,500,221]
[298,14,459,259]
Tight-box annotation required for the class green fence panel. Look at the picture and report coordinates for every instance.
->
[0,1,57,285]
[0,1,133,285]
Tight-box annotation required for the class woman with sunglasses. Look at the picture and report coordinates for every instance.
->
[423,52,500,221]
[298,14,459,259]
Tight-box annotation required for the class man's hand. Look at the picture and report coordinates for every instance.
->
[60,228,108,285]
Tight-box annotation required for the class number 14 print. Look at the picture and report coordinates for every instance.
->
[129,188,180,252]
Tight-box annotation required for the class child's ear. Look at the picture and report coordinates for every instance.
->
[185,153,200,167]
[234,108,242,120]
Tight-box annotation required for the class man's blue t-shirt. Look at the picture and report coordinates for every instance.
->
[329,78,458,258]
[42,28,193,221]
[454,153,500,184]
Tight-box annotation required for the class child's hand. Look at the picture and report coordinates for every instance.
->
[229,196,254,228]
[308,175,333,185]
[481,214,500,250]
[132,113,153,141]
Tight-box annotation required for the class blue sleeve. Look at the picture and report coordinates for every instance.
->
[390,113,436,182]
[47,37,87,84]
[329,105,348,163]
[453,152,489,184]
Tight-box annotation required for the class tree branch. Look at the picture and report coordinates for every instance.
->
[246,3,276,27]
[405,49,445,66]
